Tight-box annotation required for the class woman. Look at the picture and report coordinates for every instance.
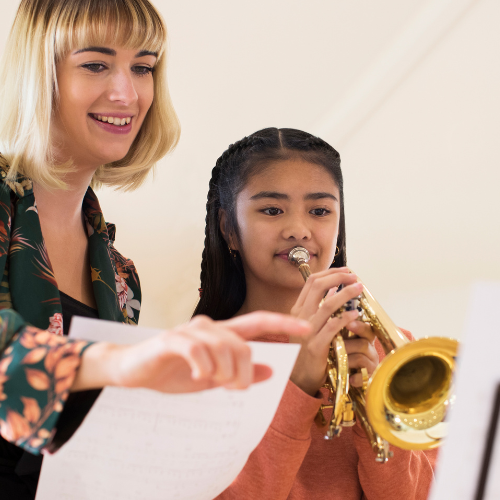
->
[0,2,309,497]
[194,127,436,499]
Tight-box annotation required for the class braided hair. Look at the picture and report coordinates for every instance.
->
[193,127,346,320]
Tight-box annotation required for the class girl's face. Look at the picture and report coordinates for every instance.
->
[231,158,341,291]
[51,44,157,170]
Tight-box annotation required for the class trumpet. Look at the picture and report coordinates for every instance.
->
[288,246,459,462]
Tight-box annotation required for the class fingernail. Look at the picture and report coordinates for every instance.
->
[355,282,363,290]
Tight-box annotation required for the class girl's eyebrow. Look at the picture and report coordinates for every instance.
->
[250,191,288,200]
[305,192,338,202]
[74,47,158,58]
[250,191,338,202]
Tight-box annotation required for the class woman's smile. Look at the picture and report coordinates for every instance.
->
[88,113,133,135]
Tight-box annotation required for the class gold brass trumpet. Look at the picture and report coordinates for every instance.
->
[288,246,459,462]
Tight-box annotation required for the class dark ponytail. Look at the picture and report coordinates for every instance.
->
[193,127,346,320]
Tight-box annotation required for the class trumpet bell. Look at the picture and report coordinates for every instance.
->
[365,337,459,450]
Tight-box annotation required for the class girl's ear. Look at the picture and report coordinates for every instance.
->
[219,209,239,251]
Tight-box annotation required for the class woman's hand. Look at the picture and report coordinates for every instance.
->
[71,312,310,394]
[288,267,365,396]
[344,320,379,387]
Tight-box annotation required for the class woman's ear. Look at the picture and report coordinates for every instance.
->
[219,209,239,251]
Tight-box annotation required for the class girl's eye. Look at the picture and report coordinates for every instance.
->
[132,65,154,76]
[262,207,283,216]
[310,208,331,217]
[82,63,107,73]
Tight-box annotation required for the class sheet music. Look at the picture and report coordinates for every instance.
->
[36,317,300,500]
[429,283,500,500]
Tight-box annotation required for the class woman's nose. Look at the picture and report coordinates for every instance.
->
[107,70,138,106]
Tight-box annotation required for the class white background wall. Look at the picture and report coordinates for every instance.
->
[1,0,499,339]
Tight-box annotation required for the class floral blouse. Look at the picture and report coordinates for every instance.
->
[0,157,141,455]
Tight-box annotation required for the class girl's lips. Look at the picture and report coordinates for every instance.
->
[275,253,315,261]
[88,114,133,135]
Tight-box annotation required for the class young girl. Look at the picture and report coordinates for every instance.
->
[195,127,437,500]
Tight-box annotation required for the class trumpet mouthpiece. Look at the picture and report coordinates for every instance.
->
[288,246,310,266]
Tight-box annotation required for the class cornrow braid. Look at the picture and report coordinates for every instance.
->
[196,135,265,319]
[193,127,346,320]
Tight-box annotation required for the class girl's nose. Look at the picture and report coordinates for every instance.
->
[282,215,312,241]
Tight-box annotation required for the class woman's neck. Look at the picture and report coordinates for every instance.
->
[33,167,96,228]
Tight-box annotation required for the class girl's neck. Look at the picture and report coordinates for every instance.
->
[236,279,301,316]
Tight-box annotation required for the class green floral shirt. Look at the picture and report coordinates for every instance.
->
[0,159,141,454]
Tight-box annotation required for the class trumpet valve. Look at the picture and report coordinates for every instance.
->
[341,401,356,427]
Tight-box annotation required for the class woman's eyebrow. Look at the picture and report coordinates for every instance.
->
[304,192,338,202]
[250,191,288,200]
[73,47,158,58]
[74,46,116,56]
[135,50,158,58]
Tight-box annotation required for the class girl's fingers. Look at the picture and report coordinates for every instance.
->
[298,273,357,319]
[346,321,376,343]
[344,338,372,356]
[350,371,367,388]
[309,309,359,352]
[292,267,353,313]
[308,282,363,333]
[347,352,376,371]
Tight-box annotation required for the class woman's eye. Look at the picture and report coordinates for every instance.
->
[262,207,283,216]
[132,65,154,76]
[81,63,107,73]
[310,208,331,216]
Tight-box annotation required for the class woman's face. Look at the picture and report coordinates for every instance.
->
[231,158,341,291]
[52,44,157,169]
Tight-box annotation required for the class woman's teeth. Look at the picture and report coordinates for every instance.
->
[93,115,131,126]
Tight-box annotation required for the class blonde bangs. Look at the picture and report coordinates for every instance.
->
[54,0,166,63]
[0,0,180,192]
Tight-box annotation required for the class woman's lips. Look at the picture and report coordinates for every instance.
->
[88,114,133,135]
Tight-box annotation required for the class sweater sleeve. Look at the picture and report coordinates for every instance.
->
[216,380,322,500]
[353,425,435,500]
[354,328,436,500]
[0,309,93,455]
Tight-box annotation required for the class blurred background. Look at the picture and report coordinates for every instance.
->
[1,0,499,339]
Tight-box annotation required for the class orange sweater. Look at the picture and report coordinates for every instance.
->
[216,332,437,500]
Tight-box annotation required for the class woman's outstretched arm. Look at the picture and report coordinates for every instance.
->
[72,312,311,393]
[0,311,310,454]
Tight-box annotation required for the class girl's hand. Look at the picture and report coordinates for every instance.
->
[344,320,379,387]
[288,267,364,396]
[72,312,311,394]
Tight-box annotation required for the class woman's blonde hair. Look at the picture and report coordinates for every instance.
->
[0,0,180,191]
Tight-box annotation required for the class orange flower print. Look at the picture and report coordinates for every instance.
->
[47,313,63,336]
[0,355,12,401]
[25,368,50,390]
[21,397,41,423]
[0,409,31,442]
